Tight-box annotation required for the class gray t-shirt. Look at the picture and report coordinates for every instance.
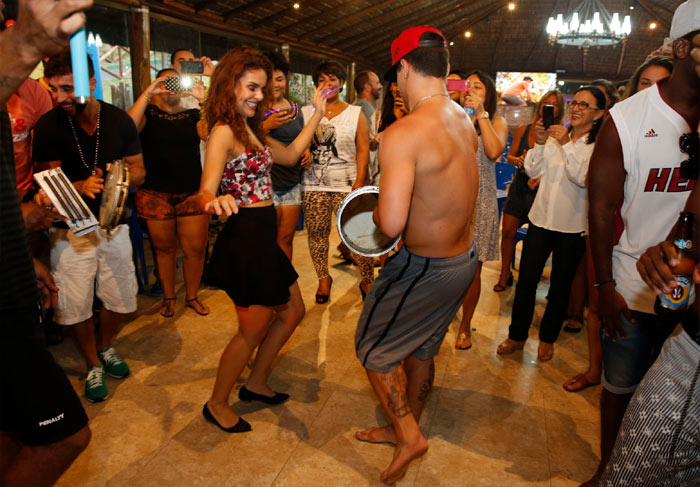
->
[353,98,375,126]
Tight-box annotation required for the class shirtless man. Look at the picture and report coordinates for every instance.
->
[353,26,479,485]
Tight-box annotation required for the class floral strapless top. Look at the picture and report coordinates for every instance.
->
[219,146,273,207]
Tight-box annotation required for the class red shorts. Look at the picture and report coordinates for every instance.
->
[135,188,202,220]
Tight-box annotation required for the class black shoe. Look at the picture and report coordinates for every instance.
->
[202,403,251,433]
[238,385,290,405]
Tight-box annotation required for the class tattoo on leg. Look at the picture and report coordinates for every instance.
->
[382,370,412,418]
[417,362,435,403]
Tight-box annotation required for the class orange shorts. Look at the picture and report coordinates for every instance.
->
[135,188,202,220]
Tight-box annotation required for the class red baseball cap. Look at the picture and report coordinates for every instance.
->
[384,26,448,82]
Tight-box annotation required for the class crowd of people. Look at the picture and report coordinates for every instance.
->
[1,0,699,485]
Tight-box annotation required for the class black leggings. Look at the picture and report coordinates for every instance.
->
[508,224,585,343]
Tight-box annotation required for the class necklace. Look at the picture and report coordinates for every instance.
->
[410,93,449,112]
[67,104,101,175]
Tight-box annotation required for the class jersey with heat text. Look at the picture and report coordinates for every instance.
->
[609,80,696,314]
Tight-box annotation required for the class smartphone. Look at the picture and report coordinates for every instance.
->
[180,61,204,74]
[164,77,185,92]
[542,105,555,129]
[446,79,470,92]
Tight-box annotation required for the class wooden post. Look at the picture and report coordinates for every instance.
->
[129,5,151,102]
[347,62,356,103]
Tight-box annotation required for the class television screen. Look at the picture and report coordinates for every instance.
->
[496,72,558,103]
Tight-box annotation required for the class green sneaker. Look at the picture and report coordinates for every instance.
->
[98,347,130,379]
[85,366,107,402]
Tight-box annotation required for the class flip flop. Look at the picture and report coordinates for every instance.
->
[563,319,583,333]
[563,373,600,392]
[455,332,472,350]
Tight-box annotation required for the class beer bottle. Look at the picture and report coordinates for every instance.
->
[654,211,696,316]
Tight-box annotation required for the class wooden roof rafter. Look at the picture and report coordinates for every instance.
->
[358,0,491,59]
[252,0,326,29]
[310,0,404,43]
[321,0,439,47]
[222,0,276,21]
[636,0,671,29]
[275,0,372,35]
[346,0,472,55]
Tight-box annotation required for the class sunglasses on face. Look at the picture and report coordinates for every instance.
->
[568,101,600,110]
[679,132,699,180]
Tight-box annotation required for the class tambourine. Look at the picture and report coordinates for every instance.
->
[99,159,130,231]
[336,186,401,257]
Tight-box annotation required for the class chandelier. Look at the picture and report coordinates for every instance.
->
[546,0,631,53]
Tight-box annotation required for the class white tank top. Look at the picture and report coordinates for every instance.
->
[301,104,361,192]
[610,82,696,314]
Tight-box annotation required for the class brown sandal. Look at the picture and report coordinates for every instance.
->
[186,296,210,316]
[497,338,525,355]
[160,298,176,318]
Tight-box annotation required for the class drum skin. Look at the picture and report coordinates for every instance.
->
[336,186,401,257]
[99,159,130,231]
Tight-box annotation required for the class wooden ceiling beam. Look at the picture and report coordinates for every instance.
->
[252,0,326,29]
[359,1,480,58]
[439,0,512,39]
[275,0,369,35]
[635,0,671,29]
[349,0,471,54]
[311,0,404,44]
[324,0,436,48]
[193,0,220,14]
[221,0,273,21]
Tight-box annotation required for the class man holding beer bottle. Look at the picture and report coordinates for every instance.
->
[600,190,699,485]
[584,1,700,485]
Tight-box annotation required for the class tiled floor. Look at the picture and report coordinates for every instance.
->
[52,229,600,486]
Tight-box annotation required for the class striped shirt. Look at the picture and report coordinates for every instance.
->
[0,109,38,312]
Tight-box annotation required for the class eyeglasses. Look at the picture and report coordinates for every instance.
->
[679,132,699,180]
[568,101,600,110]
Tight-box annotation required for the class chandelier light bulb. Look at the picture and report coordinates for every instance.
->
[570,12,580,31]
[622,15,631,34]
[611,13,621,34]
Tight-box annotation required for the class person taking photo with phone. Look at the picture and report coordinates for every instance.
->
[497,85,606,361]
[128,68,210,318]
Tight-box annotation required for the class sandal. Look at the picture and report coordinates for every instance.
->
[563,318,584,333]
[160,297,176,318]
[455,332,472,350]
[493,274,514,293]
[186,296,210,316]
[537,342,554,361]
[497,338,525,355]
[563,373,600,392]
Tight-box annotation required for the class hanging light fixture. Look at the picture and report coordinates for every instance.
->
[546,0,631,53]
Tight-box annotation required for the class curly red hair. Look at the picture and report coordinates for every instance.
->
[203,46,273,149]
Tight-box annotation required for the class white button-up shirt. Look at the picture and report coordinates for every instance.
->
[523,134,593,233]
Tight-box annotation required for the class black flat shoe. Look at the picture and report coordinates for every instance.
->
[238,385,290,405]
[202,403,251,433]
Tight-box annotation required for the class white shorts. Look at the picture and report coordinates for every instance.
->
[50,225,138,325]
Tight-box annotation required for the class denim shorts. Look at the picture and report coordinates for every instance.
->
[272,183,302,207]
[600,309,678,394]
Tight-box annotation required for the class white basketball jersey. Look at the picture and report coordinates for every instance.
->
[610,82,696,314]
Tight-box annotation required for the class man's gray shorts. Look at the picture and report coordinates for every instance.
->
[355,244,477,373]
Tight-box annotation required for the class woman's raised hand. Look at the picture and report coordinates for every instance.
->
[312,83,331,114]
[463,93,485,117]
[145,76,172,99]
[204,194,239,216]
[534,120,548,144]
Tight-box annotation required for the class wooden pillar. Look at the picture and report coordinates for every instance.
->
[347,62,356,103]
[129,5,151,101]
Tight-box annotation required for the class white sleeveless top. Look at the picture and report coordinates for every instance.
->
[609,82,696,314]
[301,104,361,192]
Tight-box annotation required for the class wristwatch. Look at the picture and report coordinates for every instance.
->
[475,111,489,121]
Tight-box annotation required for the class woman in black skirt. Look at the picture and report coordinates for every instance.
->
[197,47,329,432]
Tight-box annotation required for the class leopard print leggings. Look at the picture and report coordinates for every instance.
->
[302,191,374,285]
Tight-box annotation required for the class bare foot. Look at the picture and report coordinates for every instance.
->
[537,341,554,361]
[355,425,396,445]
[455,331,472,350]
[206,401,241,429]
[380,435,429,485]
